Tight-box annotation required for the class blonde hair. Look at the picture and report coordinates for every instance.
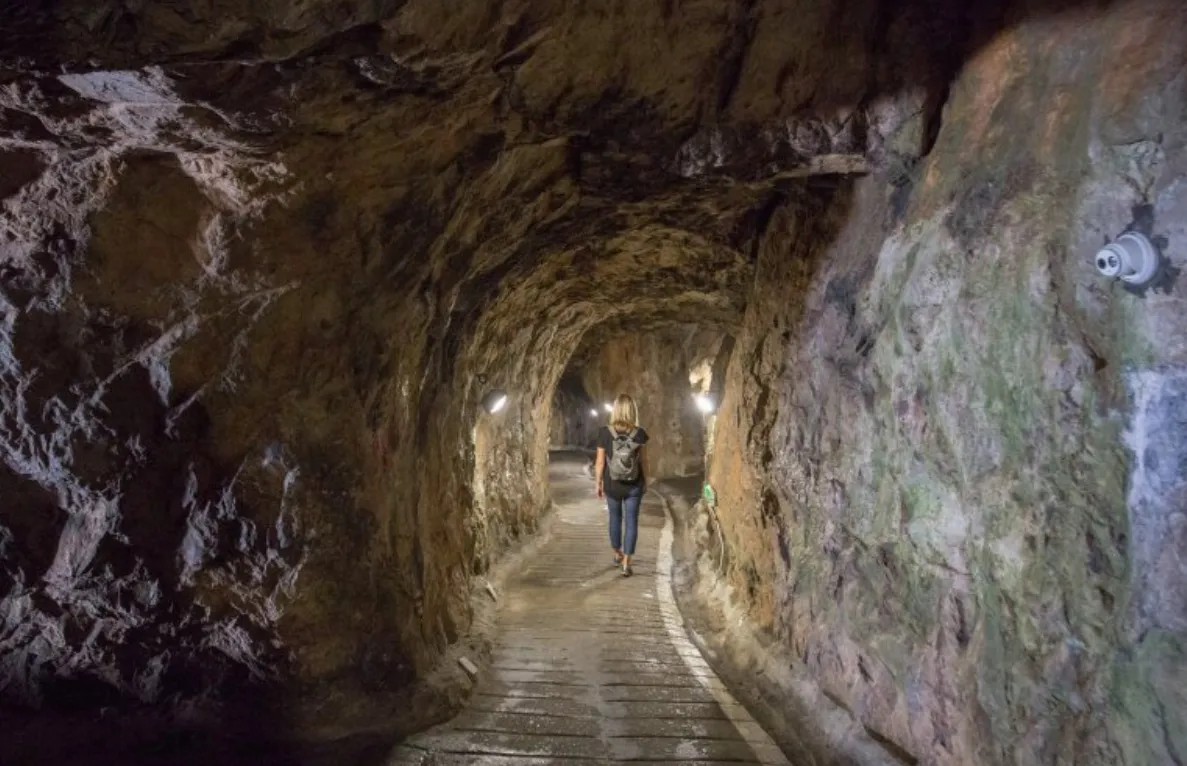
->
[610,394,638,432]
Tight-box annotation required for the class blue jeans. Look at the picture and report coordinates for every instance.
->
[607,484,644,556]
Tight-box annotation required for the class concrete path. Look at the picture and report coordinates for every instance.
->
[389,453,791,766]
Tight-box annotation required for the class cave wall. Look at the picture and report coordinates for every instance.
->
[0,89,305,721]
[708,2,1187,764]
[549,374,596,448]
[0,49,756,745]
[578,326,721,479]
[6,0,1169,759]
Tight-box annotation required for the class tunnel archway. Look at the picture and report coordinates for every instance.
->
[457,220,760,573]
[1,2,1186,765]
[555,321,730,480]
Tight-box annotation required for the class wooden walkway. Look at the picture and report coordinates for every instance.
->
[389,453,791,765]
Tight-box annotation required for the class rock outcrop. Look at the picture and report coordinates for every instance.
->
[703,2,1187,764]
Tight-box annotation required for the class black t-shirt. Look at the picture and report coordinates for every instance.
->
[598,425,649,496]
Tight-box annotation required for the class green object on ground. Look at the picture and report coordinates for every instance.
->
[702,482,716,505]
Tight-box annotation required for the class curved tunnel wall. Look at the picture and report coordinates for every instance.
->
[0,70,760,740]
[459,226,751,576]
[0,1,1184,764]
[703,5,1187,764]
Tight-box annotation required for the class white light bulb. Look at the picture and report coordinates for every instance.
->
[694,393,714,414]
[482,389,509,414]
[603,403,612,413]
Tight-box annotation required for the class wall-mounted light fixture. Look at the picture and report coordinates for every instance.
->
[602,402,613,413]
[589,408,599,417]
[1095,231,1159,286]
[694,393,715,414]
[482,389,508,414]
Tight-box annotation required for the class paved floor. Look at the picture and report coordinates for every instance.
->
[389,453,791,766]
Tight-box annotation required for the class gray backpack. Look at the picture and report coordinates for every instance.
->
[607,428,642,482]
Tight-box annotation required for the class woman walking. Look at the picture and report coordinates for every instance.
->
[595,394,650,577]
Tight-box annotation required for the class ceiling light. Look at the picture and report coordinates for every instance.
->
[589,408,599,417]
[603,403,612,413]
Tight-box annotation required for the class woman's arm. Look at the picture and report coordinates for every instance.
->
[595,447,606,497]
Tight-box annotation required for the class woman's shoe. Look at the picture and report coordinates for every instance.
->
[612,551,623,567]
[622,563,633,577]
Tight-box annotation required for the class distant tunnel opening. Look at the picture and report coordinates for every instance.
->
[549,323,732,481]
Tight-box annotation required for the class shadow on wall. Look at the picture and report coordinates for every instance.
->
[549,371,598,450]
[0,310,312,764]
[0,311,431,763]
[0,160,414,763]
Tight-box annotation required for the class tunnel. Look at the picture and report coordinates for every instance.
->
[1,1,1185,764]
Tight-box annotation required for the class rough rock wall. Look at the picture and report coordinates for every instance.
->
[1,1,782,737]
[549,373,596,448]
[2,0,1142,757]
[0,75,298,719]
[708,2,1187,764]
[578,326,721,479]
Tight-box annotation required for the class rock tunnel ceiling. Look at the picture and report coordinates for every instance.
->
[2,1,1187,765]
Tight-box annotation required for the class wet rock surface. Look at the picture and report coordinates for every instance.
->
[0,1,1184,765]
